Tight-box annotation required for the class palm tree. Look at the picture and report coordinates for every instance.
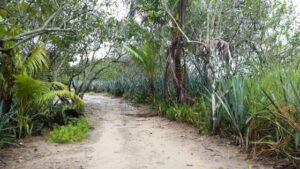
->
[10,43,83,137]
[125,40,159,96]
[14,74,83,137]
[0,43,49,113]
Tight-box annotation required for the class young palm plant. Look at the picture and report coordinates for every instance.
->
[125,40,159,96]
[13,43,84,137]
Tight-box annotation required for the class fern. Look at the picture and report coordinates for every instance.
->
[0,101,16,146]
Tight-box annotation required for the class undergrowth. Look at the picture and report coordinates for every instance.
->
[48,117,90,144]
[95,67,300,166]
[157,97,211,134]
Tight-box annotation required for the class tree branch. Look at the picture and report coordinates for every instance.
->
[0,7,73,52]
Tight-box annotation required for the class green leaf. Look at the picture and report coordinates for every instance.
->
[19,2,29,12]
[24,43,49,74]
[0,26,7,37]
[295,131,300,149]
[0,9,7,17]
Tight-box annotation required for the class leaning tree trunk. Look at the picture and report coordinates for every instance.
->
[163,0,194,104]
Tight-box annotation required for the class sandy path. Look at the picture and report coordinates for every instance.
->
[0,95,271,169]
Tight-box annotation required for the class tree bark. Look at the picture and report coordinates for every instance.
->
[0,52,15,113]
[164,0,194,104]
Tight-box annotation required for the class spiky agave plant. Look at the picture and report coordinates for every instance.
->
[260,76,300,164]
[0,100,17,165]
[241,67,300,165]
[0,101,16,146]
[217,76,250,147]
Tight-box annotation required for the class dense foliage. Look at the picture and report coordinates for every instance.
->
[1,0,300,167]
[0,0,111,151]
[95,0,300,167]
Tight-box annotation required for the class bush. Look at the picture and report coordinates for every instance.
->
[48,117,90,144]
[157,97,211,133]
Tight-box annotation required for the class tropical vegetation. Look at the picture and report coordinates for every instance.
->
[1,0,300,167]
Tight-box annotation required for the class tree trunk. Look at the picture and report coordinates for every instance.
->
[163,47,171,99]
[0,54,15,113]
[165,0,194,104]
[149,78,155,96]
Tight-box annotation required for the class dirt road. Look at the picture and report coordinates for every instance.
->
[1,95,271,169]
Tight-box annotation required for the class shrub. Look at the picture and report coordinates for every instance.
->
[157,97,211,133]
[48,117,90,144]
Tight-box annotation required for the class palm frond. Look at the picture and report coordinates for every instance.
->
[125,45,146,65]
[24,43,49,74]
[14,74,50,106]
[125,40,159,82]
[39,89,84,107]
[51,81,69,90]
[14,74,83,107]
